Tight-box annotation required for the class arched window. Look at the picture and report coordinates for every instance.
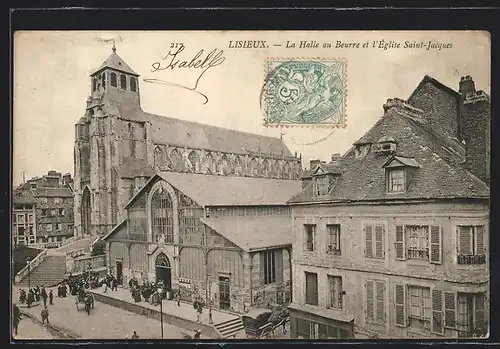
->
[262,159,270,176]
[101,73,106,88]
[170,149,183,171]
[205,153,215,174]
[188,151,198,172]
[234,156,243,176]
[81,187,91,236]
[110,72,117,87]
[155,253,171,268]
[130,77,137,92]
[151,187,174,243]
[249,158,258,176]
[283,162,291,179]
[92,78,97,91]
[154,147,163,169]
[120,74,127,90]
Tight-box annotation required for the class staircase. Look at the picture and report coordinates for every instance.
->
[16,255,67,288]
[56,237,92,254]
[214,317,246,339]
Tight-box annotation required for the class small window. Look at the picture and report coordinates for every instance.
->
[388,168,405,192]
[364,224,385,259]
[327,224,341,255]
[46,224,53,232]
[110,72,117,87]
[305,272,318,306]
[408,285,432,330]
[120,74,127,89]
[56,223,62,230]
[30,182,37,188]
[92,78,97,91]
[366,279,386,324]
[130,77,137,92]
[59,208,65,215]
[457,226,486,265]
[16,214,25,223]
[41,198,48,204]
[42,209,47,216]
[101,73,106,88]
[304,224,316,252]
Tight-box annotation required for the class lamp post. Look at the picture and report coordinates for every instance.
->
[158,287,164,339]
[26,257,31,291]
[208,279,213,324]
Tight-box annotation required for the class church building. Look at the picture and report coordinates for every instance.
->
[74,46,303,238]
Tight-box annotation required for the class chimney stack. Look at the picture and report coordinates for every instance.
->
[459,76,490,185]
[309,159,321,169]
[63,173,73,186]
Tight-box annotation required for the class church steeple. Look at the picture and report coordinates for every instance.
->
[88,45,140,108]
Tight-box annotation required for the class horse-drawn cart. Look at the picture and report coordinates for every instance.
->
[75,291,94,314]
[242,308,290,339]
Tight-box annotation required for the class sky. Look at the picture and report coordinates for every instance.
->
[13,31,490,187]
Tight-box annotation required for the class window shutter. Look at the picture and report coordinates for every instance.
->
[429,226,442,264]
[395,225,405,260]
[444,292,456,328]
[394,284,406,327]
[366,280,374,320]
[259,252,265,286]
[365,225,373,258]
[474,293,486,334]
[376,281,385,322]
[458,226,472,254]
[431,289,444,334]
[475,226,485,255]
[275,250,283,282]
[375,225,384,258]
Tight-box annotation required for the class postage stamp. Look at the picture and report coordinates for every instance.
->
[262,58,347,128]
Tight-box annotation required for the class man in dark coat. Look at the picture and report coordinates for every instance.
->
[49,290,54,305]
[41,287,48,307]
[13,304,21,335]
[27,289,35,308]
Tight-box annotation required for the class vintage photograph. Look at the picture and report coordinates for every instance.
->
[11,30,490,340]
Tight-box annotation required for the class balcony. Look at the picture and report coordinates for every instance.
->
[457,254,486,265]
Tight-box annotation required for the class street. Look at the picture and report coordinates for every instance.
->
[14,315,55,340]
[14,287,198,339]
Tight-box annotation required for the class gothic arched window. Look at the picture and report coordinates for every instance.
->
[221,154,231,175]
[154,147,163,169]
[170,149,183,171]
[249,158,258,176]
[151,187,174,243]
[101,73,106,88]
[234,156,243,176]
[110,73,117,87]
[273,161,282,179]
[130,77,137,92]
[205,153,215,174]
[120,74,127,90]
[283,162,291,179]
[188,151,198,172]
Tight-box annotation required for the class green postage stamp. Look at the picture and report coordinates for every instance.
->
[262,58,347,128]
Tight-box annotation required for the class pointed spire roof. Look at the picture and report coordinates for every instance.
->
[91,46,139,76]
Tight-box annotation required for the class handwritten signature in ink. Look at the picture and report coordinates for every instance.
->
[143,46,226,104]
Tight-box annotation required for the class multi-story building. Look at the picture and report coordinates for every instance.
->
[13,171,75,248]
[73,47,302,238]
[287,75,490,339]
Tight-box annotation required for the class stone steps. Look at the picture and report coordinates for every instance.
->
[214,317,246,339]
[16,256,67,288]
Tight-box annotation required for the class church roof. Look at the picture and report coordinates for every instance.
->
[92,51,139,76]
[118,158,155,179]
[201,216,291,252]
[156,172,301,206]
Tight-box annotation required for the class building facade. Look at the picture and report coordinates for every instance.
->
[74,47,302,238]
[103,172,300,313]
[13,171,75,248]
[287,76,490,339]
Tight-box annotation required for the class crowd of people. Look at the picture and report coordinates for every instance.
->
[18,285,53,308]
[127,277,183,307]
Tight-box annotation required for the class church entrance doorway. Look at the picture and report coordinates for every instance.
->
[155,253,172,290]
[116,261,123,285]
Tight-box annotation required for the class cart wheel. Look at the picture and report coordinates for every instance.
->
[260,327,274,339]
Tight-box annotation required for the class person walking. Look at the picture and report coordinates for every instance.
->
[41,287,48,307]
[27,289,34,308]
[176,290,181,307]
[193,329,202,339]
[196,299,204,323]
[131,331,140,339]
[49,290,54,305]
[41,306,50,325]
[13,304,21,336]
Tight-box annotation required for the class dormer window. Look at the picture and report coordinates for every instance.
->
[315,175,329,196]
[388,168,405,192]
[383,156,421,194]
[355,144,371,158]
[374,136,397,155]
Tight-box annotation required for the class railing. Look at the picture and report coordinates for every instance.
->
[14,249,48,283]
[457,254,486,265]
[66,248,85,259]
[55,235,81,251]
[70,255,106,274]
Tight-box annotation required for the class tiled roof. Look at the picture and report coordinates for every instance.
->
[201,216,292,252]
[13,190,36,204]
[108,102,294,158]
[31,188,73,198]
[92,52,138,76]
[102,219,127,241]
[118,157,155,179]
[154,172,302,207]
[289,102,489,204]
[383,156,421,168]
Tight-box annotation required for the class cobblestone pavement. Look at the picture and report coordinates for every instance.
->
[13,316,55,340]
[15,287,199,339]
